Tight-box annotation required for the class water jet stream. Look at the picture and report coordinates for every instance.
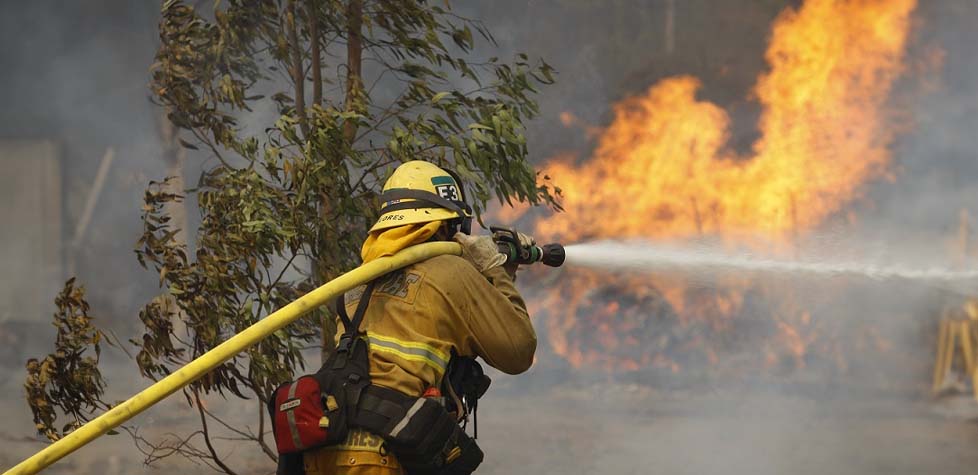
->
[565,241,978,287]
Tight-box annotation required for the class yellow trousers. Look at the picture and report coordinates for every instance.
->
[302,430,404,475]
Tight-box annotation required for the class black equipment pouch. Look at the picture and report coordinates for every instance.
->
[352,384,483,474]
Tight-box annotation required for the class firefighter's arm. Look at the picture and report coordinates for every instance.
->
[446,260,537,375]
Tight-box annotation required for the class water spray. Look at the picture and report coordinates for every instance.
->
[564,240,978,285]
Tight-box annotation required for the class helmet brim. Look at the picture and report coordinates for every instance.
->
[369,206,462,233]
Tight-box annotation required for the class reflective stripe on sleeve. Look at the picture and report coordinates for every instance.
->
[366,332,449,374]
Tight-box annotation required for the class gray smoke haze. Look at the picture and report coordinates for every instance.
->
[1,2,167,332]
[868,2,978,234]
[3,1,978,474]
[0,2,193,472]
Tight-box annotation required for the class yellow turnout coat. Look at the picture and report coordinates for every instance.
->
[302,223,535,475]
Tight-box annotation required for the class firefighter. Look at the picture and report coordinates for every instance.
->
[301,160,537,475]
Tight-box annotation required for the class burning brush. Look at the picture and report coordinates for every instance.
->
[504,0,920,373]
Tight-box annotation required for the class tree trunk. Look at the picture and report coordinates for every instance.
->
[343,0,364,143]
[320,0,364,363]
[287,0,308,138]
[309,0,323,108]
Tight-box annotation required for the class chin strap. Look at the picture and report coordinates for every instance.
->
[379,189,473,235]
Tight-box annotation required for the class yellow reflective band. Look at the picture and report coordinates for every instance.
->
[366,332,449,373]
[369,344,447,373]
[367,332,450,362]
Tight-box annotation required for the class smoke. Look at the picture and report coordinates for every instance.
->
[0,3,179,471]
[0,1,166,332]
[865,2,978,234]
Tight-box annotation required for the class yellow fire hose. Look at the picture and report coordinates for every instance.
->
[4,241,461,475]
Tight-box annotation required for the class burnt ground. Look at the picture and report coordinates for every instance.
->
[3,368,978,475]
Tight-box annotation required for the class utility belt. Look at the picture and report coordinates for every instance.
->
[268,278,485,475]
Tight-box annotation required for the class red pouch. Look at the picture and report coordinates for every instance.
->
[271,375,330,453]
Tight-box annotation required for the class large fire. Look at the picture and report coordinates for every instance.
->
[522,0,918,371]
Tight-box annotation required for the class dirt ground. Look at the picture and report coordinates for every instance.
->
[3,370,978,475]
[478,382,978,475]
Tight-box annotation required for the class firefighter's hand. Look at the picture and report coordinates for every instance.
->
[454,233,507,273]
[491,229,535,250]
[492,229,534,277]
[514,231,535,249]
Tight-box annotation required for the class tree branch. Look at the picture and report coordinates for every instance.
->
[257,397,278,461]
[193,389,239,475]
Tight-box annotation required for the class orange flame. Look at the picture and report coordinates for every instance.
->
[529,0,917,371]
[536,0,914,246]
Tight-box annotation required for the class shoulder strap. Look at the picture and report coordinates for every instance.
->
[348,281,375,337]
[337,280,377,353]
[336,292,350,330]
[336,291,351,330]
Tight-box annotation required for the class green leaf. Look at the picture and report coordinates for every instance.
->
[431,91,450,103]
[178,139,199,150]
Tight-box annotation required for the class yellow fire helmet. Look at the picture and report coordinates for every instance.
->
[370,160,473,234]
